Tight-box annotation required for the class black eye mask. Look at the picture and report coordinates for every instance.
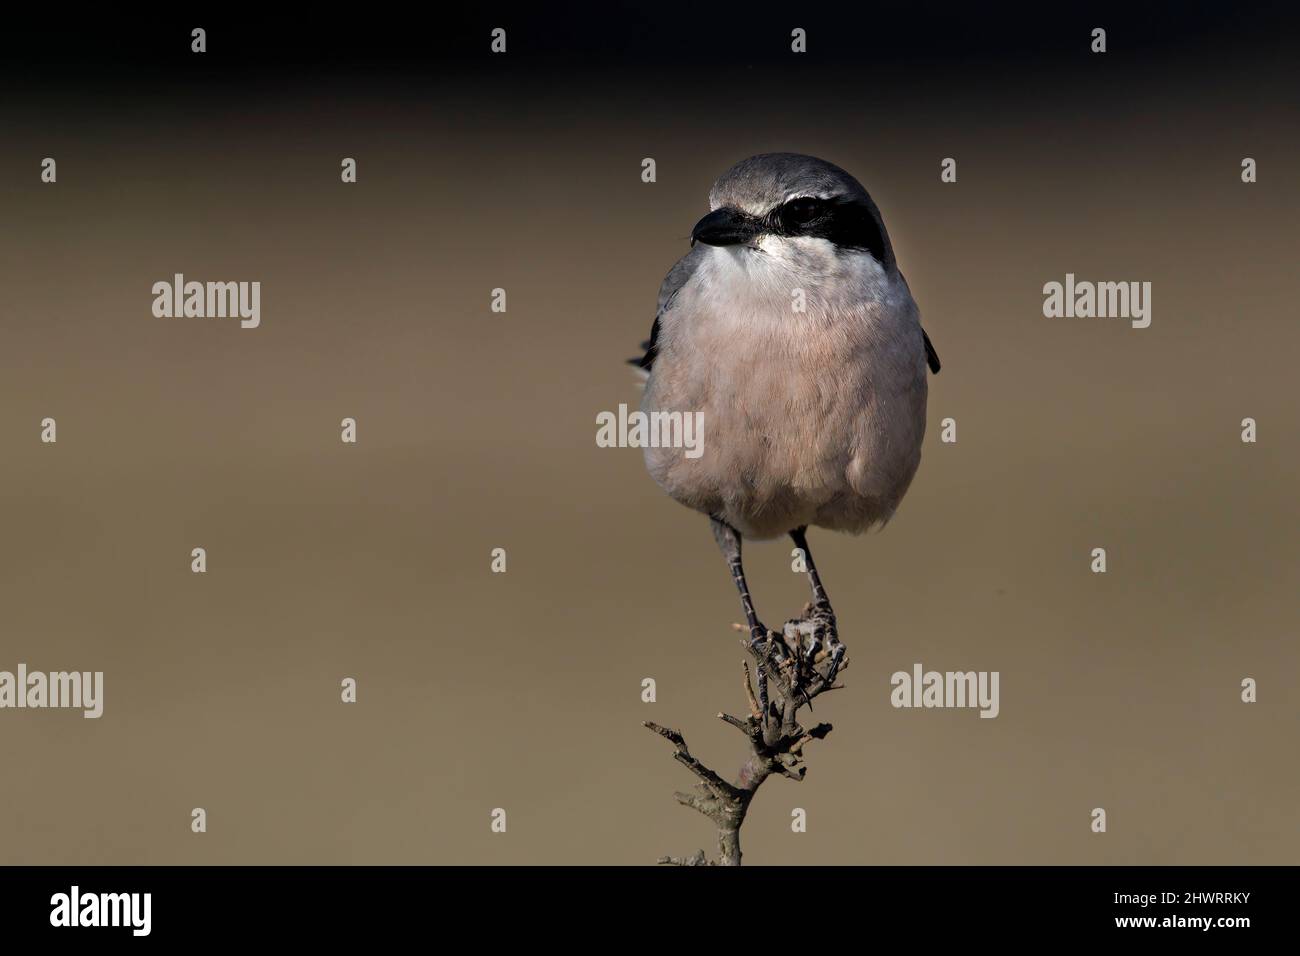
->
[769,196,889,263]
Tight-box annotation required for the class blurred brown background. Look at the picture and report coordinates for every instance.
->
[1,9,1297,864]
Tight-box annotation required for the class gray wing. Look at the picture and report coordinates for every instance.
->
[627,246,704,372]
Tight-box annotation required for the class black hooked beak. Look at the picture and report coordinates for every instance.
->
[691,207,763,248]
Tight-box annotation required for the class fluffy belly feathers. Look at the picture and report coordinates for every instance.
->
[643,302,928,539]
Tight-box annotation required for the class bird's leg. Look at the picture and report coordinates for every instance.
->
[710,517,790,711]
[710,517,765,641]
[790,527,844,687]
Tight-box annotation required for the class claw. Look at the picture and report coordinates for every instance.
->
[822,644,845,688]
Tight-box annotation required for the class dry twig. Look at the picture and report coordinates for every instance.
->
[644,602,847,865]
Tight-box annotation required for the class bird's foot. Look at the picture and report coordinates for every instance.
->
[792,602,845,692]
[816,613,847,686]
[778,617,822,704]
[735,619,828,708]
[735,623,803,709]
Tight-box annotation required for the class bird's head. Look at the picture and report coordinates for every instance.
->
[690,153,895,272]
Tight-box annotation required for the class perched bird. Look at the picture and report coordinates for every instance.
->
[631,153,940,704]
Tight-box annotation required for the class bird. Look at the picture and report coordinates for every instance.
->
[630,153,940,708]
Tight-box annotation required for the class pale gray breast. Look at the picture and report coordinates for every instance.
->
[642,249,928,537]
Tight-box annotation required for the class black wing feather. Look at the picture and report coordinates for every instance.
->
[922,329,941,374]
[627,317,660,370]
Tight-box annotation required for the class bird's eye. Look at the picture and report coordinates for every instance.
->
[782,197,822,225]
